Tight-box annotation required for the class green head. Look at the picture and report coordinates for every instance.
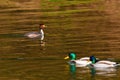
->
[90,56,97,64]
[64,52,76,60]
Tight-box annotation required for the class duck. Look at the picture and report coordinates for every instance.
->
[24,24,46,40]
[64,52,92,67]
[89,56,120,68]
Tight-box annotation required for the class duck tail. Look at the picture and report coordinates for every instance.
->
[117,63,120,66]
[115,63,120,67]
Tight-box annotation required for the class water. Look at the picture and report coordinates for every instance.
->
[0,0,120,80]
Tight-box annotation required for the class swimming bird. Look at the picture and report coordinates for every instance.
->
[24,24,46,40]
[64,52,92,67]
[89,56,120,68]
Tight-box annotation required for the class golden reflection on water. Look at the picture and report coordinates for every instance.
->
[0,0,120,80]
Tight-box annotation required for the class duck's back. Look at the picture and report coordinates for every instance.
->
[94,60,116,67]
[75,57,92,66]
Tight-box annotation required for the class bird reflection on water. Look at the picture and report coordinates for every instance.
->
[39,41,46,51]
[69,63,76,74]
[68,62,118,79]
[90,67,117,77]
[69,63,76,80]
[40,41,46,47]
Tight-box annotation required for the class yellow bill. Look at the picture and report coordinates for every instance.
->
[64,56,69,59]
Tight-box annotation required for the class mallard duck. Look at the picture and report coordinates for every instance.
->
[89,56,120,68]
[24,24,46,40]
[64,52,92,67]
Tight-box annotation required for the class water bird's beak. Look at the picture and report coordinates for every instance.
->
[64,56,69,59]
[42,25,46,28]
[44,25,47,28]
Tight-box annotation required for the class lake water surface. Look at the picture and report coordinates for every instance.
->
[0,0,120,80]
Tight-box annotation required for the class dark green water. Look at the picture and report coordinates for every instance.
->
[0,0,120,80]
